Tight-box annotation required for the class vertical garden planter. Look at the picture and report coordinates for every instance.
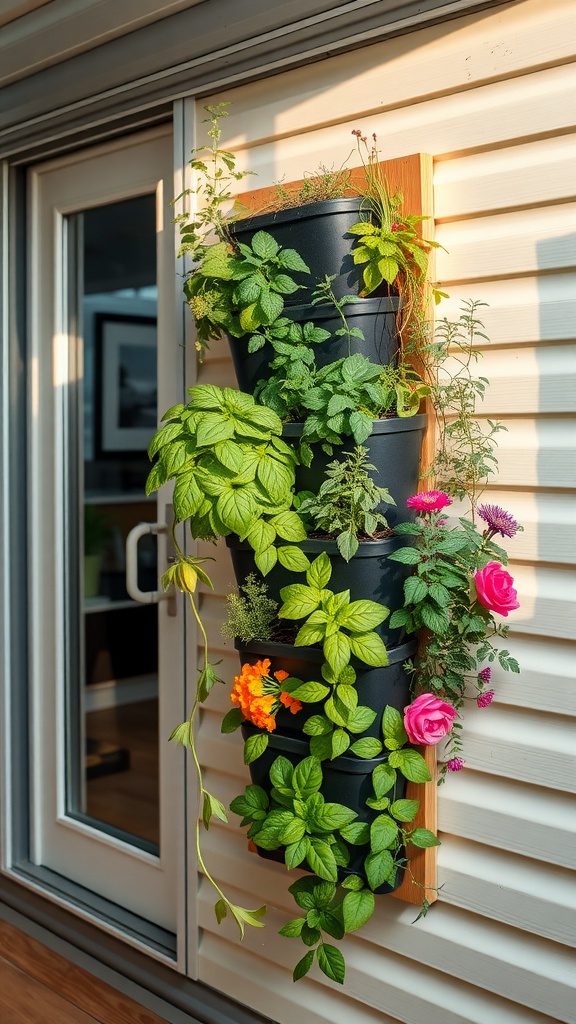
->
[241,724,405,894]
[285,414,427,528]
[229,295,400,395]
[235,638,417,734]
[230,197,383,306]
[227,534,413,648]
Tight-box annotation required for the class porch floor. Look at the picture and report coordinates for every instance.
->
[0,919,170,1023]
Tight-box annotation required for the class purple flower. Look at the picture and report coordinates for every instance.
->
[479,667,492,684]
[447,757,465,772]
[477,504,519,539]
[477,690,495,708]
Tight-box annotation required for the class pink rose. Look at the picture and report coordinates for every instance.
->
[403,693,457,745]
[474,561,519,617]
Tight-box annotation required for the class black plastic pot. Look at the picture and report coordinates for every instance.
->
[230,197,385,306]
[241,724,405,894]
[235,638,416,734]
[285,415,426,528]
[229,295,400,395]
[227,534,412,647]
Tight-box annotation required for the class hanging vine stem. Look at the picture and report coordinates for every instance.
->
[163,535,267,938]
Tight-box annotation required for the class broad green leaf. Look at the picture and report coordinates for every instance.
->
[340,874,364,890]
[370,814,399,852]
[293,756,323,799]
[347,705,377,734]
[202,792,228,829]
[256,457,293,504]
[331,728,350,759]
[314,802,357,831]
[390,798,420,822]
[404,575,428,604]
[269,510,307,541]
[277,545,311,573]
[364,849,395,891]
[316,943,345,984]
[303,715,332,737]
[409,827,441,848]
[280,817,307,845]
[372,762,397,798]
[288,680,330,703]
[243,732,269,764]
[295,621,326,647]
[216,487,255,535]
[306,552,332,590]
[323,631,351,677]
[250,230,280,259]
[173,470,204,521]
[279,917,306,938]
[337,599,389,632]
[318,910,345,941]
[335,684,358,712]
[340,821,370,845]
[214,439,244,473]
[220,708,243,733]
[342,890,376,933]
[306,838,338,882]
[382,706,408,746]
[254,545,277,576]
[245,518,276,554]
[391,749,432,783]
[309,734,333,760]
[279,584,321,619]
[293,950,315,982]
[269,756,294,792]
[348,632,388,667]
[169,720,192,747]
[337,529,358,562]
[196,413,235,447]
[148,419,184,459]
[187,384,226,410]
[349,737,383,758]
[279,248,310,273]
[420,601,451,634]
[388,547,421,565]
[285,838,309,870]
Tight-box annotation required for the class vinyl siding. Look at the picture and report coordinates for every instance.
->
[191,1,576,1020]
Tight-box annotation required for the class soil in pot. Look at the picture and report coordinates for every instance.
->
[285,415,426,528]
[229,296,400,395]
[227,534,412,648]
[230,197,389,306]
[241,724,405,895]
[235,638,416,736]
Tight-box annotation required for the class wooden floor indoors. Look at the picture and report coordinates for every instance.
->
[0,919,170,1024]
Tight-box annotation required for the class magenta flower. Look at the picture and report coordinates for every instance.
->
[404,693,457,745]
[406,490,453,513]
[479,666,492,684]
[447,757,465,772]
[477,504,519,539]
[475,562,520,617]
[477,690,495,708]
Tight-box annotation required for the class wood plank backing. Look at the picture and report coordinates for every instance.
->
[0,920,169,1024]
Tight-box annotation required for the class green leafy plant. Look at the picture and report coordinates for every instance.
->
[388,491,521,770]
[268,163,353,211]
[184,229,311,355]
[278,552,389,676]
[221,574,278,643]
[146,384,306,575]
[348,129,447,321]
[415,299,506,508]
[229,705,437,983]
[297,446,394,560]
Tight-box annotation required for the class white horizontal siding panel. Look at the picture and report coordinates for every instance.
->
[468,490,576,566]
[199,931,405,1024]
[220,0,576,152]
[199,881,569,1024]
[439,837,576,947]
[440,276,576,346]
[228,64,576,192]
[506,563,576,640]
[471,345,576,415]
[487,635,575,714]
[435,204,576,283]
[458,704,575,791]
[201,824,576,1021]
[482,418,576,490]
[439,771,576,869]
[434,136,576,219]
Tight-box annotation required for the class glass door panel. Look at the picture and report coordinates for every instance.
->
[67,195,160,849]
[28,129,184,936]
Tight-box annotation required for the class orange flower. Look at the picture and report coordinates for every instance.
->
[230,660,301,730]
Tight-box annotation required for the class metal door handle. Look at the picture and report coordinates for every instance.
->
[125,521,164,603]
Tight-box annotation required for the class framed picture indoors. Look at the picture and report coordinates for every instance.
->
[95,313,157,457]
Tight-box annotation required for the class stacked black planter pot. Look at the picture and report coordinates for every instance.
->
[225,197,426,896]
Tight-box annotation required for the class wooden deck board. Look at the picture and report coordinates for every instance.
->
[0,921,169,1024]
